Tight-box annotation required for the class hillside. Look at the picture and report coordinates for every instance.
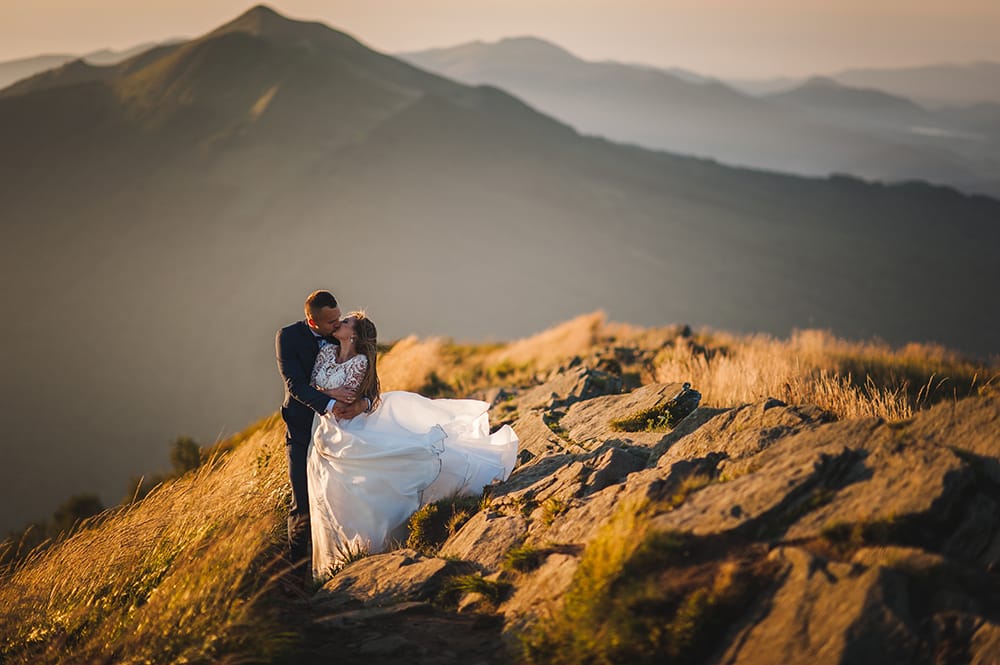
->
[1,313,998,663]
[2,3,1000,550]
[0,42,177,90]
[832,61,1000,107]
[401,38,1000,197]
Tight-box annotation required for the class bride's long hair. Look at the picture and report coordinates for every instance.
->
[349,311,381,410]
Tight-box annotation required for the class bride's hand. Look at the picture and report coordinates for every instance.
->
[321,387,357,403]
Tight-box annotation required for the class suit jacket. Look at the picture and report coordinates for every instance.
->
[276,320,333,443]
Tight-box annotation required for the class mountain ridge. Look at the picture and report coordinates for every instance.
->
[400,37,1000,197]
[1,3,999,551]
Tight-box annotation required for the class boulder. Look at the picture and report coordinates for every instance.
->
[902,392,1000,483]
[653,399,835,469]
[649,419,881,538]
[490,444,647,515]
[784,422,972,543]
[439,512,528,573]
[644,405,731,467]
[316,549,468,607]
[516,366,622,411]
[560,382,694,449]
[509,409,580,459]
[499,553,580,634]
[718,547,919,665]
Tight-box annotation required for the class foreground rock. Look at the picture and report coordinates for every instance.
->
[316,549,469,608]
[308,373,1000,665]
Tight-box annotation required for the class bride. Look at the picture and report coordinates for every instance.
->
[307,311,519,580]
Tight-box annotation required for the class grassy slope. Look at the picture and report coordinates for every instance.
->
[0,313,996,662]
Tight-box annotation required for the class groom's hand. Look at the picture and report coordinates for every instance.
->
[333,399,367,420]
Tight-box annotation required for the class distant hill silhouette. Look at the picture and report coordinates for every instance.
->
[402,39,1000,197]
[0,54,76,90]
[832,61,1000,107]
[0,41,178,90]
[1,4,999,541]
[766,77,929,125]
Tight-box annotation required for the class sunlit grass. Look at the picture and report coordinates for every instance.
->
[653,328,995,421]
[0,419,291,664]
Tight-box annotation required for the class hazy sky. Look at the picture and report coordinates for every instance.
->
[2,0,1000,78]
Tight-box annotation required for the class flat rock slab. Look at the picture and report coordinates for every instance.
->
[902,392,1000,483]
[500,552,580,634]
[719,546,919,665]
[560,382,691,449]
[515,367,622,411]
[439,512,528,573]
[533,478,632,546]
[316,549,466,607]
[646,408,974,546]
[510,410,579,460]
[491,445,647,516]
[650,419,882,538]
[645,406,731,466]
[654,399,835,469]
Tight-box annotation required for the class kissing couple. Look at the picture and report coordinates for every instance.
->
[276,290,520,582]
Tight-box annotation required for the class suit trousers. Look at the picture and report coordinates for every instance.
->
[285,430,312,571]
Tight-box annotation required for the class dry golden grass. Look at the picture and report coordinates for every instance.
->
[0,415,290,664]
[377,336,450,392]
[486,311,607,371]
[654,328,995,421]
[376,313,611,398]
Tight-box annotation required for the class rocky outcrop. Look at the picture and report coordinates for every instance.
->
[317,549,470,608]
[311,367,1000,665]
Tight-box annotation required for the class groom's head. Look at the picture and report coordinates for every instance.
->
[304,290,341,337]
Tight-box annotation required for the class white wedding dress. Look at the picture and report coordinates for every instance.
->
[306,344,519,580]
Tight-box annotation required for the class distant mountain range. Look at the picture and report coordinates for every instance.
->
[400,38,1000,198]
[0,41,181,90]
[730,62,1000,108]
[8,36,1000,197]
[1,5,999,537]
[833,62,1000,108]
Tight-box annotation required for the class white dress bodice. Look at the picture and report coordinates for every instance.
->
[311,345,367,393]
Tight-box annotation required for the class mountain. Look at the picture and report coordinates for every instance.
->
[400,38,1000,197]
[3,317,999,662]
[766,76,931,127]
[832,61,1000,107]
[764,77,1000,193]
[0,41,179,90]
[1,4,999,541]
[726,75,806,97]
[0,54,75,90]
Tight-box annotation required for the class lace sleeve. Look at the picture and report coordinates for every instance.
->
[342,355,369,393]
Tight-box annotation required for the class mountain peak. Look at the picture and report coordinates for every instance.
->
[490,36,579,61]
[213,4,297,37]
[801,75,844,89]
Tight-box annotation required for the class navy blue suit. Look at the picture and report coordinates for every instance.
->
[275,320,334,568]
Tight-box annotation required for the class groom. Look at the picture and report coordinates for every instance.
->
[275,290,368,583]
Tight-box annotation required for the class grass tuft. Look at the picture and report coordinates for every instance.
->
[610,404,676,432]
[503,544,547,573]
[437,573,512,608]
[405,495,481,557]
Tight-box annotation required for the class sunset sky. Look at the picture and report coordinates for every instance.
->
[2,0,1000,78]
